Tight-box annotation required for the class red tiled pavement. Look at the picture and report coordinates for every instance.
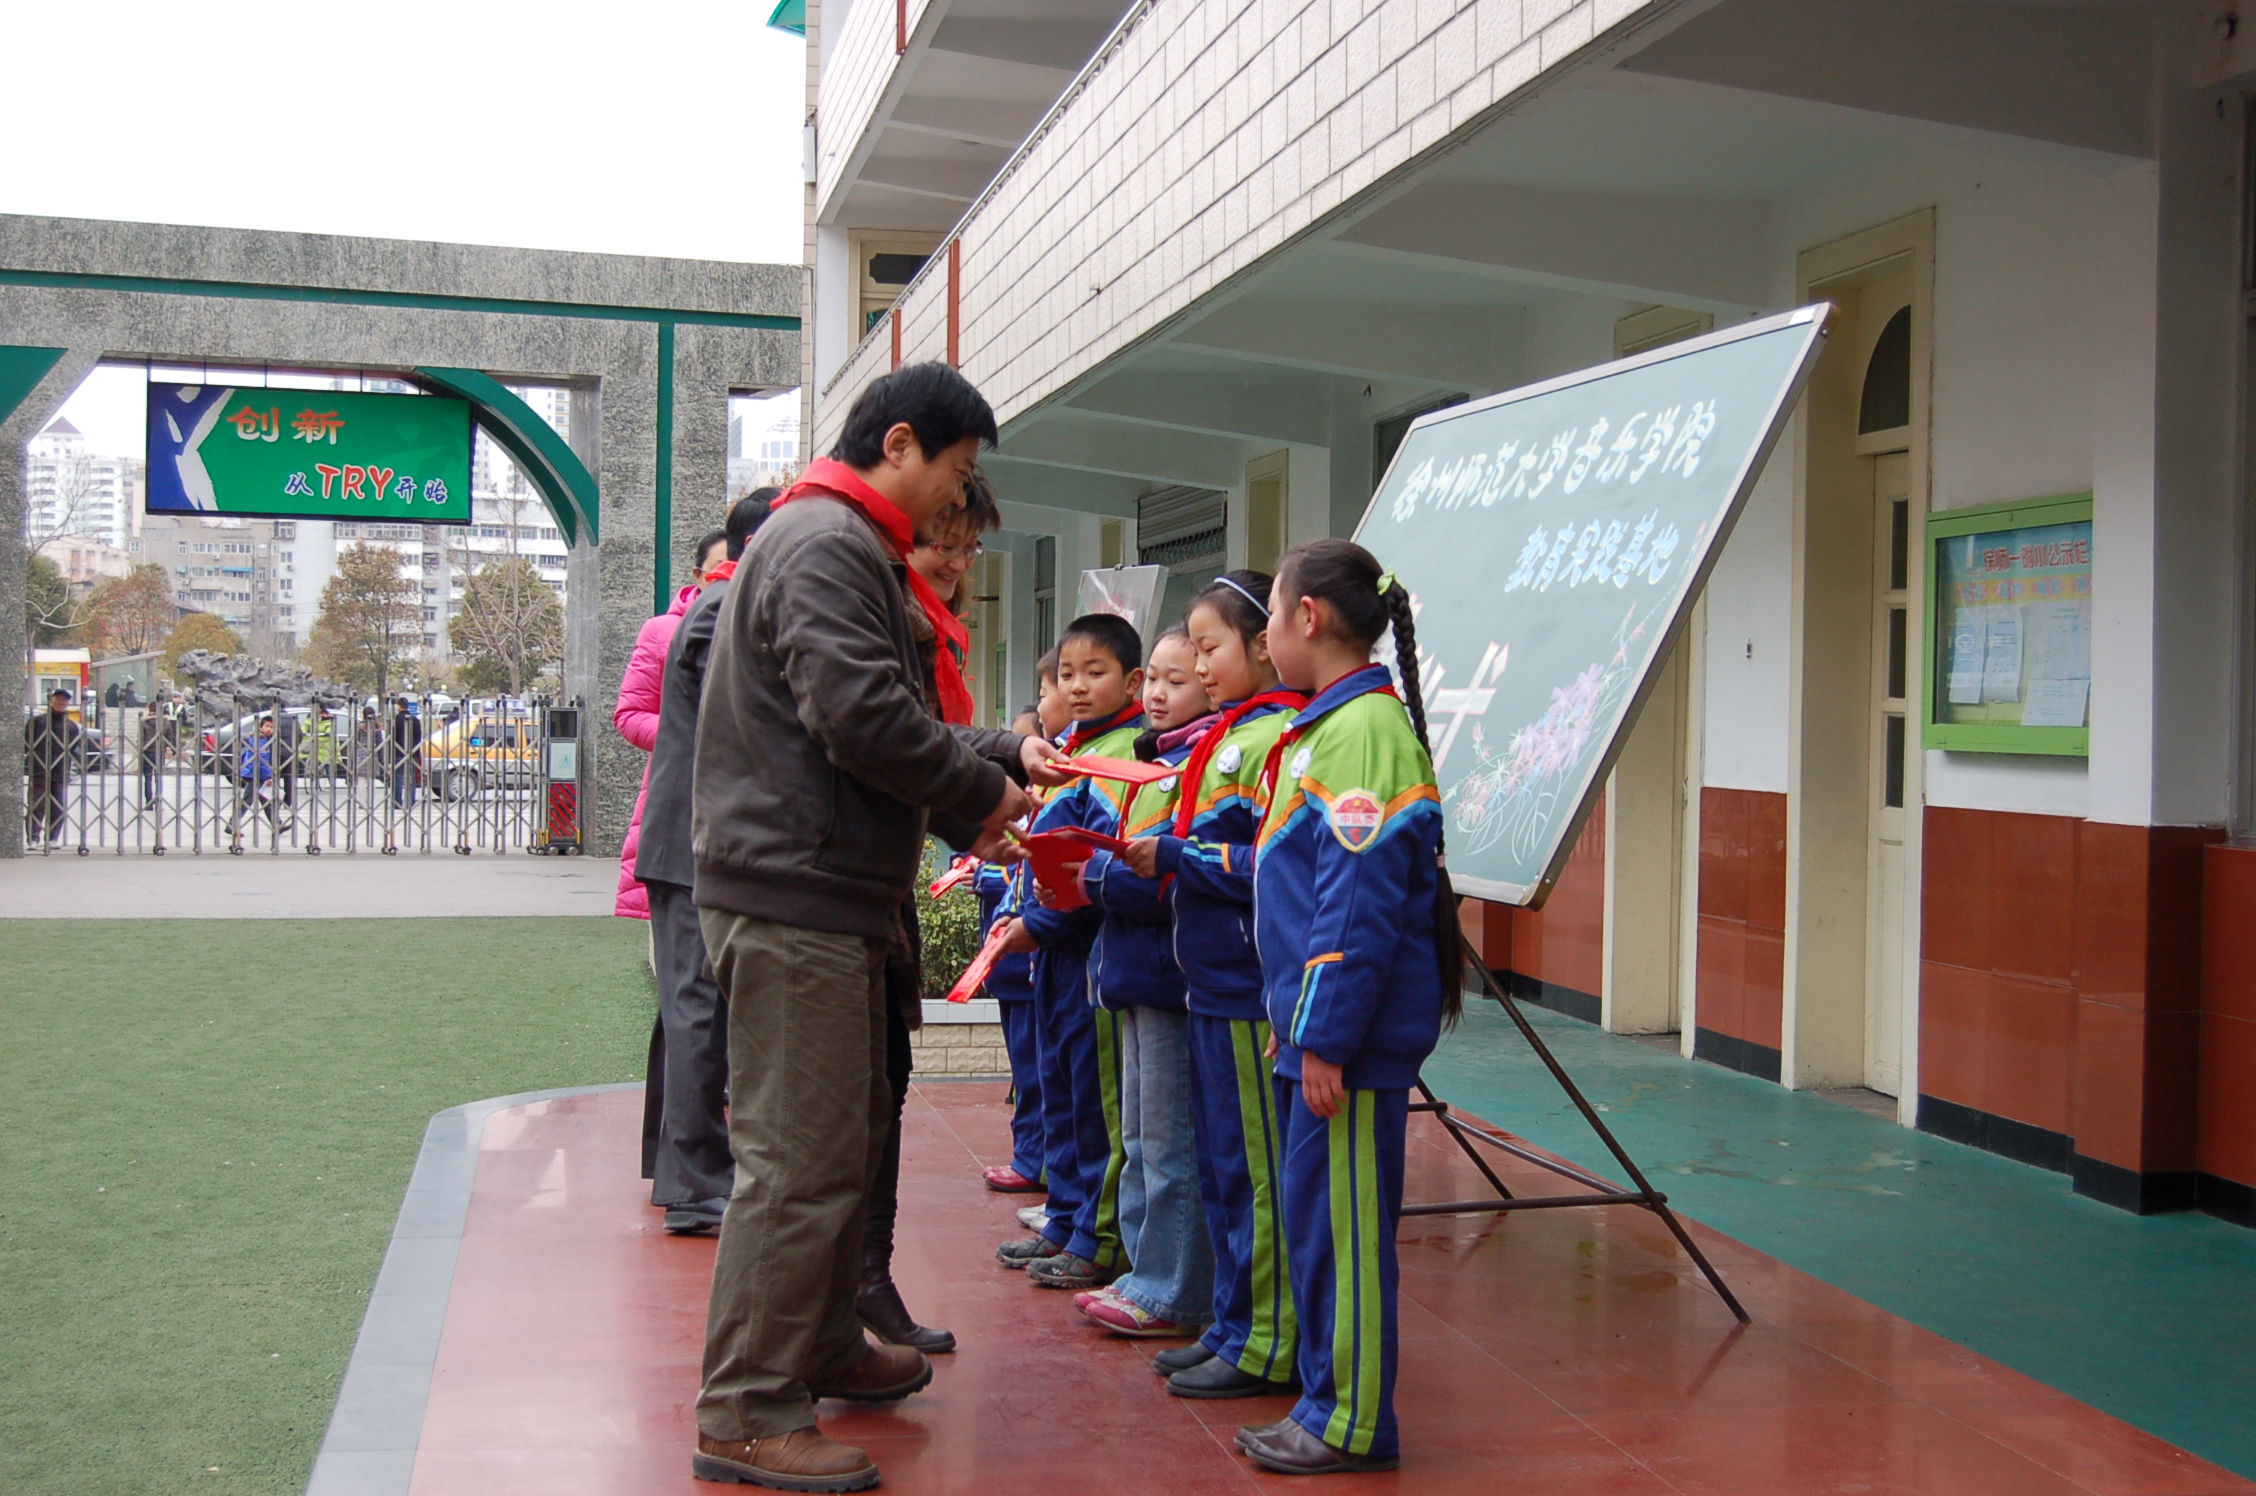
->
[405,1085,2253,1496]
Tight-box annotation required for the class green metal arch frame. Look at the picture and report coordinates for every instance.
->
[0,346,68,426]
[411,367,600,547]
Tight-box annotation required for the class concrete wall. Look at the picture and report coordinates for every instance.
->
[1,214,796,858]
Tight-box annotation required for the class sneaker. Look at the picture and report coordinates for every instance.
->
[1084,1297,1199,1338]
[1073,1283,1129,1314]
[982,1165,1044,1193]
[1015,1204,1049,1231]
[996,1234,1062,1269]
[1025,1253,1117,1291]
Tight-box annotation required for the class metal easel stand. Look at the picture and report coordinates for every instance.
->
[1406,956,1752,1324]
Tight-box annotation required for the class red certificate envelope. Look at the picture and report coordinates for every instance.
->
[1060,755,1176,786]
[1055,826,1128,855]
[929,855,979,899]
[1012,829,1096,911]
[945,918,1016,1003]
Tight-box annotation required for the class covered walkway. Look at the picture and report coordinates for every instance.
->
[315,1045,2255,1495]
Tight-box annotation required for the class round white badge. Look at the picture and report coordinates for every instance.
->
[1159,775,1179,793]
[1216,745,1243,774]
[1290,748,1313,779]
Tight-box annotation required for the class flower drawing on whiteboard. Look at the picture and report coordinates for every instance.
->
[1446,603,1653,865]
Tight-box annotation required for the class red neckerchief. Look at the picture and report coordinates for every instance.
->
[1172,689,1308,839]
[1063,702,1144,755]
[706,559,737,583]
[776,457,974,724]
[1257,681,1397,807]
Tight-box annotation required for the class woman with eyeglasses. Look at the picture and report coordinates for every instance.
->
[857,467,1004,1356]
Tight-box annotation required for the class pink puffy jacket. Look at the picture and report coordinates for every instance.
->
[613,583,699,918]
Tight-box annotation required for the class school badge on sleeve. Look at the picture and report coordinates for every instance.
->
[1329,789,1385,851]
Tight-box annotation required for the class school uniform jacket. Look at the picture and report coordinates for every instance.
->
[1254,665,1445,1091]
[1019,708,1145,958]
[1082,741,1195,1011]
[1150,701,1300,1021]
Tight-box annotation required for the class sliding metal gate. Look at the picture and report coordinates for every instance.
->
[18,694,583,857]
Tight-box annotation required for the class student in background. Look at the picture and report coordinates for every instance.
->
[993,614,1146,1292]
[978,660,1067,1200]
[1076,626,1217,1338]
[1239,539,1458,1476]
[1121,571,1306,1399]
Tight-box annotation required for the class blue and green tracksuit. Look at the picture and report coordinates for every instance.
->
[1150,694,1303,1377]
[1254,664,1444,1461]
[1023,704,1144,1267]
[1084,741,1216,1324]
[977,859,1044,1182]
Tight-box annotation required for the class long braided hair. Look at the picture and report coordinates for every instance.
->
[1275,538,1465,1025]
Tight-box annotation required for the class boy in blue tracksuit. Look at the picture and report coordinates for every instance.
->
[979,695,1064,1197]
[1077,627,1216,1337]
[994,614,1146,1291]
[1122,571,1308,1400]
[1240,540,1457,1477]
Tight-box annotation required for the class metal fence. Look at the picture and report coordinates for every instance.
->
[18,694,583,857]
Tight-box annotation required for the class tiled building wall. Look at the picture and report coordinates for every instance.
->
[815,0,942,211]
[1919,807,2220,1214]
[1695,787,1787,1079]
[1462,791,1604,1021]
[2198,846,2256,1218]
[818,0,1657,443]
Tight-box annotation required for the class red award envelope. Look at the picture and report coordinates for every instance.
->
[929,855,979,899]
[945,917,1016,1003]
[1009,828,1096,911]
[1059,754,1176,785]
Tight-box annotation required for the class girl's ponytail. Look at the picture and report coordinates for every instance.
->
[1381,578,1465,1027]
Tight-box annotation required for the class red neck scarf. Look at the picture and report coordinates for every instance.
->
[776,458,974,725]
[1257,680,1396,808]
[706,559,737,584]
[1063,702,1144,755]
[1172,689,1308,838]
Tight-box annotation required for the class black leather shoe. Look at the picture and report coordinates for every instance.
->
[857,1278,957,1354]
[1152,1341,1215,1376]
[662,1197,728,1235]
[1166,1356,1299,1400]
[1234,1418,1297,1452]
[1238,1418,1398,1474]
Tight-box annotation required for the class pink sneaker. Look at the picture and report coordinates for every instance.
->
[1074,1284,1129,1314]
[1083,1297,1199,1338]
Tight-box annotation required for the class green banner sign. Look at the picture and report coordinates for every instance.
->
[147,383,472,524]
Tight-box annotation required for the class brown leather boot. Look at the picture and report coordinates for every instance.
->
[692,1427,878,1491]
[805,1338,934,1403]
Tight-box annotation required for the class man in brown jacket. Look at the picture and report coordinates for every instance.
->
[690,362,1060,1492]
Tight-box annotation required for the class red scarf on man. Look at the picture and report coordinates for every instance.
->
[775,457,975,725]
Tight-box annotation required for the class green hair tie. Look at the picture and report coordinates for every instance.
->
[1377,569,1400,594]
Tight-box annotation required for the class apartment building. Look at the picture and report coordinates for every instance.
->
[805,0,2256,1225]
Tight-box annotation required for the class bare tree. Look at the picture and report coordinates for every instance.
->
[80,565,177,658]
[25,445,109,550]
[453,557,564,696]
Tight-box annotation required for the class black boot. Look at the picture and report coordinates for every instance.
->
[857,1273,957,1353]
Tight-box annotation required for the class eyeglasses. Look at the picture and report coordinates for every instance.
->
[930,540,985,562]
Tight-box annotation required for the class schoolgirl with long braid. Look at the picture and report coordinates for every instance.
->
[1119,570,1309,1400]
[1238,538,1461,1476]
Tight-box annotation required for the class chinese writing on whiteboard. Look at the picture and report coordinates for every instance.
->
[1389,400,1718,524]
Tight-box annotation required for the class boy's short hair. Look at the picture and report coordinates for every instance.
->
[1059,612,1143,672]
[831,362,999,469]
[1035,647,1061,685]
[726,487,779,559]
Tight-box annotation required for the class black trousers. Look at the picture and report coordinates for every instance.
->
[863,993,915,1278]
[639,879,735,1207]
[25,774,65,842]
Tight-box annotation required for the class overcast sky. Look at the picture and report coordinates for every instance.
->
[2,1,806,266]
[10,2,808,459]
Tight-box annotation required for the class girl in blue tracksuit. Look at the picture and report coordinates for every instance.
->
[977,702,1057,1194]
[1122,571,1308,1400]
[1079,627,1216,1337]
[1240,538,1461,1476]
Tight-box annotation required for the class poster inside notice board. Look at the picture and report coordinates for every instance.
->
[1924,493,2091,755]
[1352,305,1830,907]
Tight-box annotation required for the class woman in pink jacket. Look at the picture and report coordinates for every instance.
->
[615,529,730,919]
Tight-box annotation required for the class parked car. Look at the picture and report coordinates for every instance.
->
[424,712,540,800]
[198,707,348,777]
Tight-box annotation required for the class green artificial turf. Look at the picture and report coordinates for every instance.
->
[0,917,653,1496]
[1425,999,2256,1480]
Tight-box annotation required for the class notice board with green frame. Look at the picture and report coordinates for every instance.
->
[1923,492,2092,756]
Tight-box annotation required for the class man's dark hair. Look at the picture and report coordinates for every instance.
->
[1059,612,1143,672]
[726,486,780,560]
[694,528,728,570]
[831,362,999,469]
